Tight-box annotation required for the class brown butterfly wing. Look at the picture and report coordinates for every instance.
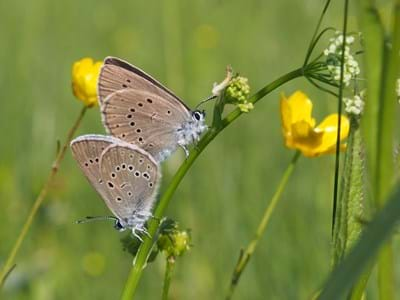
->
[101,89,191,161]
[99,142,160,222]
[98,56,190,110]
[70,135,119,203]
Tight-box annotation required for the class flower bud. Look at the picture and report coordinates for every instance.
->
[225,76,253,113]
[158,228,191,258]
[226,76,250,103]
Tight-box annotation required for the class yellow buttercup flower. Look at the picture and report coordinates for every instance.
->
[280,91,349,157]
[72,57,102,107]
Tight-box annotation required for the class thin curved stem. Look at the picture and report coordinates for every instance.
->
[331,0,348,236]
[308,74,339,88]
[303,0,332,66]
[0,106,88,288]
[226,151,301,300]
[161,256,175,300]
[304,27,336,66]
[309,54,326,66]
[306,76,339,97]
[120,67,304,300]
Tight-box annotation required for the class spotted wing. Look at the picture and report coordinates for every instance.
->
[99,142,160,222]
[98,56,190,111]
[70,135,121,203]
[101,88,191,162]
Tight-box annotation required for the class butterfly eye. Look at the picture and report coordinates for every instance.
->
[114,220,125,231]
[193,111,203,121]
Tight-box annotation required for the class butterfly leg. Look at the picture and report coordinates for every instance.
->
[141,228,152,239]
[178,143,190,158]
[193,135,203,152]
[133,224,151,239]
[132,230,144,242]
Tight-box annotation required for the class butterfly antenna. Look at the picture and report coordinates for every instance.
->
[195,95,217,109]
[75,216,118,224]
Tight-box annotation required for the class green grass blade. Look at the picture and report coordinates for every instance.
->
[318,185,400,300]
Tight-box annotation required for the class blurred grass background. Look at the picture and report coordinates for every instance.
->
[0,0,392,299]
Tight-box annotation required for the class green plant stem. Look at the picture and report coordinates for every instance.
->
[226,151,301,300]
[349,267,373,300]
[354,0,385,297]
[161,256,175,300]
[120,67,305,300]
[306,77,339,97]
[0,105,88,288]
[376,2,400,298]
[332,0,349,235]
[377,245,394,300]
[356,0,384,191]
[303,0,332,66]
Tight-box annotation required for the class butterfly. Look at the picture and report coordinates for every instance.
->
[98,57,208,162]
[70,134,161,239]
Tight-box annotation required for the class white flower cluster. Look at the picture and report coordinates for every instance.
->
[324,32,360,86]
[343,92,365,116]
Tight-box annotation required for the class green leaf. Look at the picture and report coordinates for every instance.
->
[333,121,365,266]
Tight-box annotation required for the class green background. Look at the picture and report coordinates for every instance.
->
[0,0,391,299]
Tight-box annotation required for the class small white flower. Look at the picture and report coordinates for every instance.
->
[346,36,355,44]
[324,32,360,86]
[396,78,400,100]
[343,92,365,116]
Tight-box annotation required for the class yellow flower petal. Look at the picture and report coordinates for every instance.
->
[280,94,292,135]
[290,120,323,156]
[316,114,350,140]
[286,91,316,127]
[291,121,314,139]
[298,114,350,157]
[72,58,102,107]
[279,91,350,158]
[310,114,350,156]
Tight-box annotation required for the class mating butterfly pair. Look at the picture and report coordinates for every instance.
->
[71,57,207,238]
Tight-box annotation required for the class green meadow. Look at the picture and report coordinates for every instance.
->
[1,0,399,299]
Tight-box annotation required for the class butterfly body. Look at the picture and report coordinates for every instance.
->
[98,57,207,162]
[176,110,207,155]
